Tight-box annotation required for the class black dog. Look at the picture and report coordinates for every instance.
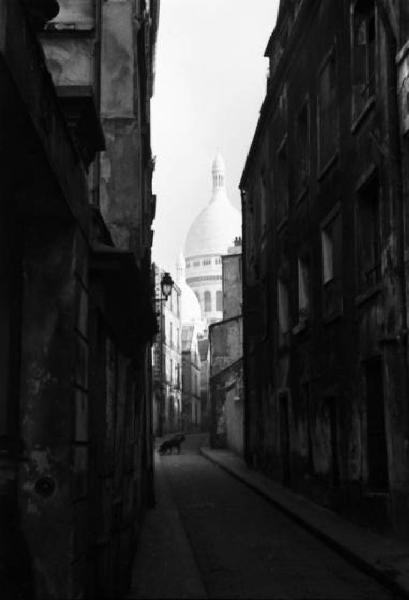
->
[158,433,186,455]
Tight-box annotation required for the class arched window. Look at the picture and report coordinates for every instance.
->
[216,290,223,312]
[204,291,212,313]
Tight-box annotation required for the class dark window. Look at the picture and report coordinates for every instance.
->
[259,173,267,231]
[352,0,376,118]
[276,139,289,224]
[301,383,314,474]
[365,357,389,490]
[357,174,381,290]
[216,290,223,312]
[325,397,340,487]
[297,255,311,322]
[318,51,338,168]
[295,100,310,198]
[204,291,212,313]
[279,392,291,486]
[277,279,290,345]
[321,210,343,317]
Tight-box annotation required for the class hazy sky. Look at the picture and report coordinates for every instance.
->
[151,0,279,273]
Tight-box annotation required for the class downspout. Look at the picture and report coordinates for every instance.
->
[240,188,252,465]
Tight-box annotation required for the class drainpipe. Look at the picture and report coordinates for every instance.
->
[240,188,252,466]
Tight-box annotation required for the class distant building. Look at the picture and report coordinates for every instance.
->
[198,338,210,429]
[209,239,244,454]
[176,253,204,431]
[182,325,202,431]
[241,0,409,539]
[152,265,182,436]
[184,153,241,326]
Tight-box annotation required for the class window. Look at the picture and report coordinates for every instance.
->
[321,208,342,317]
[276,139,289,224]
[322,228,334,284]
[259,173,267,231]
[324,397,340,487]
[318,50,338,169]
[215,257,222,265]
[204,291,212,313]
[365,357,389,490]
[357,173,380,290]
[278,84,288,122]
[278,279,290,341]
[203,259,211,266]
[352,0,375,119]
[169,322,173,347]
[295,100,310,198]
[176,328,180,352]
[193,261,200,267]
[297,256,311,321]
[186,261,191,268]
[216,290,223,312]
[170,358,173,384]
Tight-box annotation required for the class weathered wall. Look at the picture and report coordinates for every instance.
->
[210,317,243,376]
[0,0,158,597]
[222,253,242,320]
[225,382,244,455]
[100,0,146,254]
[210,360,243,453]
[18,223,89,599]
[241,0,409,537]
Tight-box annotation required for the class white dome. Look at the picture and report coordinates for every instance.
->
[181,284,202,324]
[176,252,203,325]
[184,153,241,259]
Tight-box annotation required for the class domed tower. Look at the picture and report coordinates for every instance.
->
[184,153,241,325]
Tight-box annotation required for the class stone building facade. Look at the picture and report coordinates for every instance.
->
[209,240,244,453]
[241,0,409,538]
[152,265,182,436]
[181,325,202,431]
[0,1,159,598]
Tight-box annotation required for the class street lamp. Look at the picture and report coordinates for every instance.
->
[160,272,174,299]
[156,271,174,437]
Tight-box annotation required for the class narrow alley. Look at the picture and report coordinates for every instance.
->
[128,435,398,600]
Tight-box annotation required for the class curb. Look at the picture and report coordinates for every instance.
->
[200,447,409,599]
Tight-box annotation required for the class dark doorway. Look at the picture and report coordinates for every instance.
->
[279,392,291,486]
[365,357,389,491]
[302,383,314,475]
[326,397,340,488]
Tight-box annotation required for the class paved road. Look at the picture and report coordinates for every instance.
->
[129,435,398,599]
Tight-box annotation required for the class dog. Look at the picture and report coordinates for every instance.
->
[158,433,186,455]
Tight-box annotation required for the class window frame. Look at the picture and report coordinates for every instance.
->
[350,0,376,127]
[317,44,339,176]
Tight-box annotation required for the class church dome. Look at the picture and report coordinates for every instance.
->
[184,153,241,259]
[176,252,203,325]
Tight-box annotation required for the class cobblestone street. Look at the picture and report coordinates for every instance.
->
[128,436,400,599]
